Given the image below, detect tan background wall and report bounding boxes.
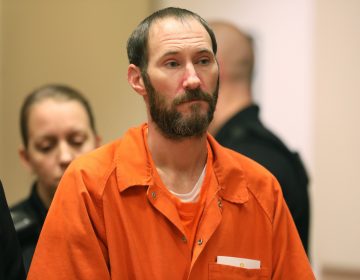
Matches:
[313,0,360,276]
[0,0,149,204]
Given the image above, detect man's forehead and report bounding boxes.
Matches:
[148,17,211,50]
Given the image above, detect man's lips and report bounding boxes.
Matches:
[178,98,206,105]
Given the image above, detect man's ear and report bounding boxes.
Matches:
[128,64,147,97]
[19,146,34,173]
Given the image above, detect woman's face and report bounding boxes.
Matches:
[20,98,99,203]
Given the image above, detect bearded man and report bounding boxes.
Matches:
[28,7,314,280]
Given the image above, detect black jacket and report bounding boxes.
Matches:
[0,180,25,280]
[216,104,310,253]
[10,183,47,274]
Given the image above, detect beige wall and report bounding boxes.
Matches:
[313,0,360,274]
[1,0,150,204]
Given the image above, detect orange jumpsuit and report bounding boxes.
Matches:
[28,124,315,279]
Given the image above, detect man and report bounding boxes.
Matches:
[0,180,25,280]
[11,84,101,273]
[208,21,310,253]
[28,8,314,279]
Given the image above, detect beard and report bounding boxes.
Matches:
[142,71,219,140]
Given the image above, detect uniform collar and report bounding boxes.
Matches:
[207,134,249,204]
[115,124,154,192]
[115,123,249,204]
[216,104,260,141]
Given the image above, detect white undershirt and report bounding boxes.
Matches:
[169,164,206,202]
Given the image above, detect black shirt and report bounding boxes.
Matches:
[10,183,47,274]
[0,180,26,280]
[216,104,310,253]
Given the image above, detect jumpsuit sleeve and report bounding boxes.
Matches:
[271,178,315,279]
[27,165,110,280]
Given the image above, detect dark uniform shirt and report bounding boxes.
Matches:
[216,104,310,253]
[10,183,47,274]
[0,180,26,280]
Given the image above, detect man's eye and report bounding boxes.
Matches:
[198,58,210,65]
[165,61,179,68]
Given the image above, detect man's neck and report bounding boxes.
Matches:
[147,124,208,194]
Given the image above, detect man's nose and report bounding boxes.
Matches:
[58,142,74,169]
[182,64,201,90]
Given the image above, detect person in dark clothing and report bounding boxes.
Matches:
[10,183,47,272]
[10,84,101,273]
[0,180,25,280]
[208,21,310,253]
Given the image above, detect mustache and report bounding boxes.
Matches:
[173,89,214,106]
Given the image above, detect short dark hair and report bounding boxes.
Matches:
[127,7,217,71]
[20,84,97,148]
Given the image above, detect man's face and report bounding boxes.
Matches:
[144,17,219,139]
[22,99,99,198]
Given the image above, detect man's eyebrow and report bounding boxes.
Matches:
[159,51,180,59]
[197,48,214,55]
[159,48,214,59]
